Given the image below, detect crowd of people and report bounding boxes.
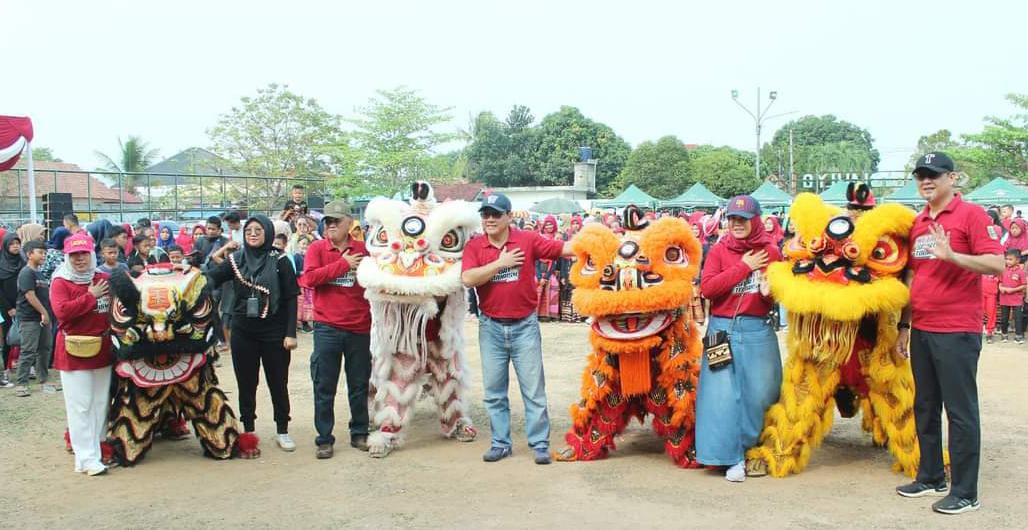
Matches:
[0,155,1002,514]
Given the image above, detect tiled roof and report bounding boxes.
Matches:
[432,182,483,202]
[3,161,143,204]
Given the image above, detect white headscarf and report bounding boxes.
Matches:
[52,251,98,285]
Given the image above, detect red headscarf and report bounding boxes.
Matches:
[540,215,558,238]
[764,216,785,248]
[175,226,194,253]
[122,223,135,256]
[1006,218,1028,251]
[722,216,772,253]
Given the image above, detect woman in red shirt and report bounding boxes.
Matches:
[697,195,783,482]
[51,232,113,476]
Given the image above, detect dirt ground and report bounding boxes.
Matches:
[1,320,1026,529]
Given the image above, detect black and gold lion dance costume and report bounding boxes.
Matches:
[556,206,703,467]
[747,191,920,477]
[106,265,259,465]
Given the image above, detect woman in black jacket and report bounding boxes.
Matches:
[0,232,25,386]
[208,214,299,452]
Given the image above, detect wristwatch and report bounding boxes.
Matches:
[897,322,911,330]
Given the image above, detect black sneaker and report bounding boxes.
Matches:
[896,480,949,498]
[932,495,980,515]
[350,435,369,451]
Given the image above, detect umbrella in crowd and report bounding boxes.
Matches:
[530,197,585,215]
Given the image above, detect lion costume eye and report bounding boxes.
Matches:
[370,226,389,247]
[664,246,687,265]
[439,229,465,253]
[866,236,907,274]
[581,256,597,275]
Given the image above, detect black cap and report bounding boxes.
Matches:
[479,193,512,213]
[913,152,955,176]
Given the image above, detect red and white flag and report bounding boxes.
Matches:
[0,115,34,171]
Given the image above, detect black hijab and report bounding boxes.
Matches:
[0,232,25,280]
[87,219,114,254]
[232,214,281,316]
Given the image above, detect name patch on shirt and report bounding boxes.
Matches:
[329,270,357,287]
[491,265,520,284]
[912,234,937,260]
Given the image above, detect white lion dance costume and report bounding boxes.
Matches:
[356,182,479,458]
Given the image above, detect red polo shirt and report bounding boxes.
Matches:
[462,228,565,319]
[299,238,372,334]
[910,193,1005,333]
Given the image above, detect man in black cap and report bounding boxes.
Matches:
[461,193,575,464]
[895,151,1004,514]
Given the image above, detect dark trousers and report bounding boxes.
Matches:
[310,322,371,446]
[231,331,291,434]
[998,304,1024,336]
[910,330,981,499]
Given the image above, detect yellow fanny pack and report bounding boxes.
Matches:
[64,333,103,358]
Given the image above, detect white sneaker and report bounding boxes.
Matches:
[725,461,746,482]
[276,434,296,452]
[85,465,108,477]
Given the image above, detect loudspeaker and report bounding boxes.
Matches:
[306,195,325,211]
[43,192,73,233]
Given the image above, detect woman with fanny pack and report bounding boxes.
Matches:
[697,195,783,482]
[50,232,113,476]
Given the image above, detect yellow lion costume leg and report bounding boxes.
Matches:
[862,317,919,477]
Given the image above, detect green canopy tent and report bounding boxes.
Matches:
[594,184,658,209]
[818,180,853,206]
[530,197,585,215]
[749,181,793,209]
[882,179,923,207]
[658,182,725,209]
[964,177,1028,205]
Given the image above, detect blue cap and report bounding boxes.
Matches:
[479,193,512,213]
[725,195,762,219]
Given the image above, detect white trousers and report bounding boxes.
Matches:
[60,368,112,472]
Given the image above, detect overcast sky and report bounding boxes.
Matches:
[3,0,1025,174]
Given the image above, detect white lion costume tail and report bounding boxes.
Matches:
[356,181,480,457]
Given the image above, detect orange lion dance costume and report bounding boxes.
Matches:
[746,190,920,477]
[556,205,703,467]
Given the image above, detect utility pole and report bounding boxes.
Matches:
[731,88,796,183]
[789,127,795,193]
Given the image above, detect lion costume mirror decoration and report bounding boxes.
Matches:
[555,205,704,467]
[356,182,480,458]
[746,188,920,477]
[106,265,259,464]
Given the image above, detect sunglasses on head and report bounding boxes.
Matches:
[480,210,505,220]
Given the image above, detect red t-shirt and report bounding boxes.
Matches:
[462,228,565,319]
[999,265,1027,307]
[699,241,781,318]
[298,238,372,334]
[51,273,115,371]
[910,194,1005,333]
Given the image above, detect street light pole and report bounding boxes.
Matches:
[732,87,781,181]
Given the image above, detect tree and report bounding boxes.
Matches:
[348,86,456,194]
[208,83,342,179]
[763,114,880,180]
[30,147,61,162]
[466,106,539,187]
[95,136,160,193]
[608,135,691,198]
[962,93,1028,182]
[531,106,631,192]
[688,145,759,198]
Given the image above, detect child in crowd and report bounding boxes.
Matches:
[982,267,1000,344]
[292,235,314,333]
[273,233,288,252]
[97,239,129,276]
[167,245,185,267]
[127,234,168,277]
[14,240,54,396]
[998,248,1027,343]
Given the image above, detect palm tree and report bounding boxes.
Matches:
[95,136,160,193]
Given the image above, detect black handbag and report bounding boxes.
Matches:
[704,293,745,370]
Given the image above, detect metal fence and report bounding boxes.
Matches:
[0,168,330,226]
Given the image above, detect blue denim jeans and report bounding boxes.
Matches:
[478,313,549,450]
[696,315,782,466]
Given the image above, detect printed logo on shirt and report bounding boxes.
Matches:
[490,265,520,284]
[912,234,937,260]
[732,270,761,294]
[329,270,357,287]
[987,226,1000,240]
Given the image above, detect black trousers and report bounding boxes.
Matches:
[910,330,981,499]
[310,322,371,446]
[231,331,291,434]
[999,304,1024,336]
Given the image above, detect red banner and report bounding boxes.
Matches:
[0,116,35,171]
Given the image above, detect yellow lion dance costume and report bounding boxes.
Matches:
[746,192,920,477]
[556,206,703,467]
